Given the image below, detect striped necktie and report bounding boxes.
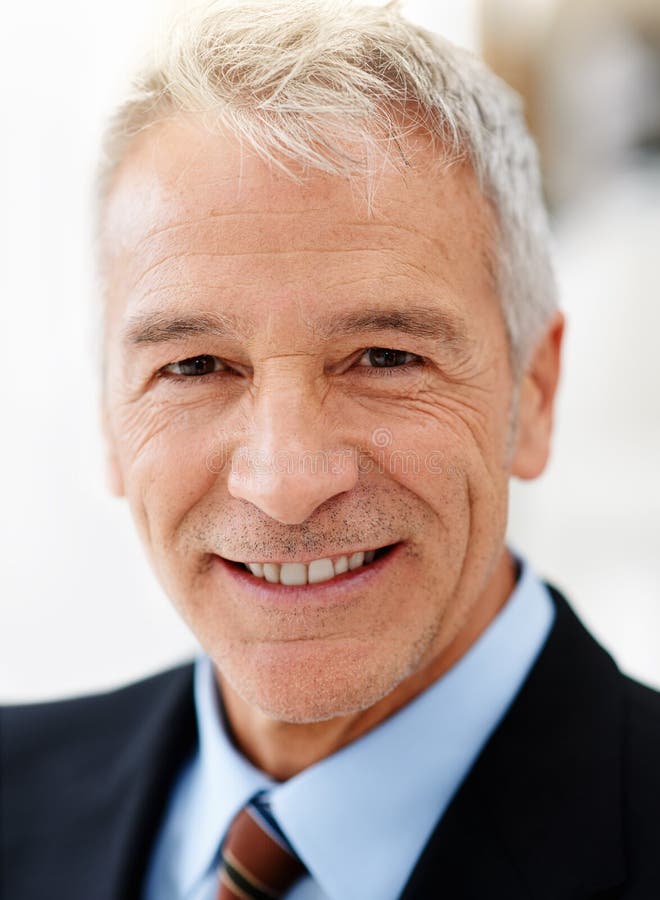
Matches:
[217,790,307,899]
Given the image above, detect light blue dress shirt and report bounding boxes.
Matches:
[144,550,555,900]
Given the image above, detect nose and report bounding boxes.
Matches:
[226,372,359,525]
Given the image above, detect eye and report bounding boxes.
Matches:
[160,355,226,377]
[355,347,424,369]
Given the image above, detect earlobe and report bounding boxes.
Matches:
[510,311,565,481]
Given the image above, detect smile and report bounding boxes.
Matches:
[223,544,398,586]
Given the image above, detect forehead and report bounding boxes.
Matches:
[101,116,498,338]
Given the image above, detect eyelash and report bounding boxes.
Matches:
[158,349,426,381]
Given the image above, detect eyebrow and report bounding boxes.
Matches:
[122,311,249,346]
[314,304,469,350]
[121,303,469,352]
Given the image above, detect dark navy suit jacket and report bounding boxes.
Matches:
[2,585,660,899]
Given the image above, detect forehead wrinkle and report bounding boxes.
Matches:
[125,241,403,305]
[128,209,335,258]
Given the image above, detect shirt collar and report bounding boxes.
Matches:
[183,550,555,900]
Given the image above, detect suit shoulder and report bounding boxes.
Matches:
[1,663,197,896]
[620,673,660,885]
[621,673,660,775]
[0,661,195,766]
[623,673,660,717]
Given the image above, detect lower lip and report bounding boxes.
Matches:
[212,543,403,606]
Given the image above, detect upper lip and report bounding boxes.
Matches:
[219,543,396,565]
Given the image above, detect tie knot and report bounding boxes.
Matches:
[217,791,307,899]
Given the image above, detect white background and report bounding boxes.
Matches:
[1,0,658,701]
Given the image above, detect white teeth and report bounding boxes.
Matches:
[349,551,365,570]
[243,549,382,584]
[334,555,349,574]
[263,563,280,583]
[308,558,334,584]
[280,562,307,586]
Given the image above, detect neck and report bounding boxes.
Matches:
[216,548,518,780]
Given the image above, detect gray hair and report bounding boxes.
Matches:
[96,0,558,375]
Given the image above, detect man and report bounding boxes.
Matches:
[2,1,659,898]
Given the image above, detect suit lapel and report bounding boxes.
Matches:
[400,586,627,900]
[103,664,198,899]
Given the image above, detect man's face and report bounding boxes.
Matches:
[102,118,538,722]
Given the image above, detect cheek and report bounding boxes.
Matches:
[380,401,503,497]
[379,406,510,556]
[111,396,233,546]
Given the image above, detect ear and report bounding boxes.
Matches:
[100,396,125,497]
[510,310,565,480]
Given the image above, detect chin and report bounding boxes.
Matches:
[216,637,418,724]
